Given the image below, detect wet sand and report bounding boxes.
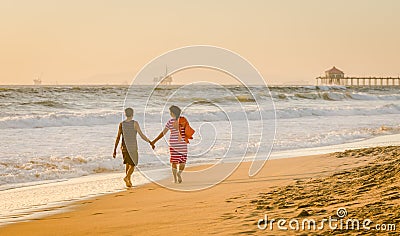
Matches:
[0,146,398,235]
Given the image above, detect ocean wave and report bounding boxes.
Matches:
[271,91,400,101]
[275,104,400,119]
[2,86,400,105]
[1,103,400,129]
[19,100,68,108]
[0,112,121,129]
[0,155,121,186]
[294,93,319,100]
[167,94,257,104]
[274,125,400,151]
[321,92,346,101]
[134,85,400,103]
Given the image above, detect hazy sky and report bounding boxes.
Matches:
[1,0,399,85]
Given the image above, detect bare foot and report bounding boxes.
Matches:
[124,177,132,187]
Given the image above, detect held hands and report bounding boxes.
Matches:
[149,140,156,150]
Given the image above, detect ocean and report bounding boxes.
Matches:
[1,85,400,224]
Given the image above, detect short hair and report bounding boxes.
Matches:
[125,108,134,117]
[169,105,181,118]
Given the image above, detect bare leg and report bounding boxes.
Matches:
[123,164,134,187]
[171,163,178,183]
[177,163,185,183]
[123,164,129,187]
[127,164,134,186]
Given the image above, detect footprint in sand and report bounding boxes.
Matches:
[126,209,139,212]
[49,216,71,220]
[80,201,93,206]
[238,230,257,234]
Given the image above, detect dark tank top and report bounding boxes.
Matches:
[120,120,138,152]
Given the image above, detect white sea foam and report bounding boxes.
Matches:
[0,111,120,129]
[1,104,399,129]
[0,85,399,186]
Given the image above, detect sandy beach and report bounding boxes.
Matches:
[1,146,398,235]
[2,1,400,235]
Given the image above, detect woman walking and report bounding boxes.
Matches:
[151,105,194,183]
[113,108,154,187]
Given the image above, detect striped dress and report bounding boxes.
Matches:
[166,118,187,164]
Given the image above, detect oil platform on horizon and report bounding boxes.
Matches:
[153,67,172,86]
[33,75,42,85]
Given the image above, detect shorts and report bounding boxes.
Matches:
[169,147,187,164]
[122,150,137,166]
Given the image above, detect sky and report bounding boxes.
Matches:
[0,0,399,85]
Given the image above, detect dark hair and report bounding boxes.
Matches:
[169,105,181,118]
[125,108,134,117]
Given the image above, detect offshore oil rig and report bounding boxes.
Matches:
[153,66,173,86]
[33,75,42,85]
[316,67,400,86]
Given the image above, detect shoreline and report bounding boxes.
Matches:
[1,133,400,227]
[1,146,398,235]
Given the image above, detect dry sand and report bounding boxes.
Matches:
[0,146,399,235]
